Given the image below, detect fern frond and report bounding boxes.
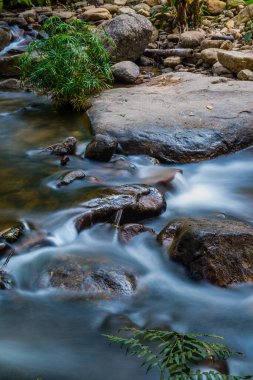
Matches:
[104,328,252,380]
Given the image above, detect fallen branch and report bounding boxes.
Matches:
[144,48,194,58]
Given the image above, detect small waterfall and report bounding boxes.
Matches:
[113,209,123,242]
[49,218,78,246]
[0,25,28,56]
[172,172,189,192]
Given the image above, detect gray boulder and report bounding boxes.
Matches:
[112,61,140,83]
[99,14,153,62]
[88,72,253,163]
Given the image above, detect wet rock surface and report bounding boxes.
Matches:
[118,223,155,243]
[75,184,166,232]
[42,136,77,156]
[1,223,24,243]
[158,216,253,287]
[88,72,253,163]
[38,256,136,297]
[57,170,86,188]
[0,270,16,290]
[85,134,117,162]
[0,55,21,77]
[0,27,12,50]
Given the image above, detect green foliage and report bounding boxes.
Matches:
[150,0,203,31]
[0,0,40,8]
[104,328,252,380]
[19,16,113,111]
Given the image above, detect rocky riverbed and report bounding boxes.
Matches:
[0,1,253,379]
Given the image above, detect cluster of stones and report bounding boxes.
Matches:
[1,134,253,294]
[0,0,253,88]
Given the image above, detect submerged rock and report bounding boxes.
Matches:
[99,14,153,62]
[85,134,118,162]
[88,72,253,163]
[158,216,253,287]
[118,223,155,243]
[0,270,16,290]
[42,136,77,156]
[75,184,166,232]
[57,170,86,188]
[39,256,136,297]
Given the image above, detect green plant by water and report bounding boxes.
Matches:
[19,16,113,111]
[104,327,252,380]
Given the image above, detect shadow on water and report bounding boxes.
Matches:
[1,91,253,379]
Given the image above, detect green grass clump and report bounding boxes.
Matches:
[19,16,113,111]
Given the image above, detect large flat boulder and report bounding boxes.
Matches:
[88,72,253,163]
[158,217,253,287]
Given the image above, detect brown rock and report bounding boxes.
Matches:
[0,78,20,89]
[85,134,117,162]
[200,39,223,50]
[158,217,253,287]
[163,56,182,67]
[57,170,86,187]
[82,8,112,21]
[0,27,12,50]
[220,40,233,50]
[42,137,78,156]
[218,50,253,74]
[179,31,205,48]
[233,4,253,25]
[118,7,136,15]
[237,69,253,81]
[118,223,155,243]
[201,48,223,65]
[75,184,166,232]
[51,11,75,19]
[103,3,119,13]
[0,55,21,77]
[207,0,226,15]
[38,256,136,297]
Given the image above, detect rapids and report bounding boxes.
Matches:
[1,91,253,380]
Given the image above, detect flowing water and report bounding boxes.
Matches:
[1,90,253,380]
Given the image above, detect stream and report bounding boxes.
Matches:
[1,90,253,380]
